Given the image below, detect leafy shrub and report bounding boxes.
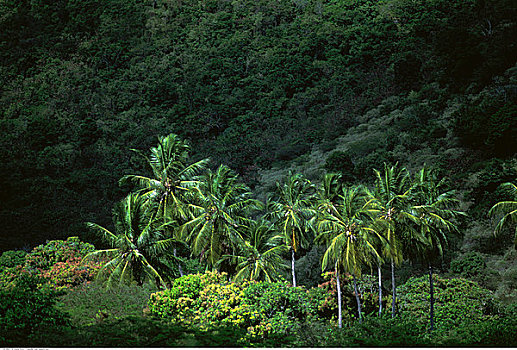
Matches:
[292,293,515,347]
[0,273,70,345]
[450,252,487,277]
[470,303,517,347]
[0,237,104,290]
[398,275,496,332]
[41,256,105,290]
[307,271,385,323]
[0,265,24,288]
[240,280,317,344]
[0,250,27,271]
[149,272,319,346]
[308,271,348,322]
[25,236,95,270]
[148,271,228,323]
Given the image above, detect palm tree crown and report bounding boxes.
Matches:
[318,185,380,276]
[268,171,316,286]
[411,167,463,261]
[489,181,517,248]
[84,193,175,288]
[220,218,287,282]
[269,172,316,254]
[120,133,209,222]
[181,165,262,269]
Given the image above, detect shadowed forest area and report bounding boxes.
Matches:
[1,0,517,347]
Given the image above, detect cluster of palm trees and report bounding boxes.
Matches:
[314,165,464,328]
[85,133,467,330]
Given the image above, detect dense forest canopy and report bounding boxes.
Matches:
[0,0,516,253]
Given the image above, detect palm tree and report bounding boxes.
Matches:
[181,165,262,270]
[317,185,381,325]
[219,218,287,282]
[268,171,316,287]
[120,133,209,221]
[489,181,517,248]
[371,163,417,317]
[314,173,344,326]
[315,173,343,215]
[412,166,463,331]
[120,133,209,274]
[83,193,175,288]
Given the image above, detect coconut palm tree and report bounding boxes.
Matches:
[83,193,176,288]
[412,166,464,331]
[371,163,418,317]
[314,173,344,326]
[489,181,517,248]
[318,185,381,325]
[181,165,262,270]
[120,133,209,274]
[120,133,209,221]
[315,173,343,215]
[219,218,287,282]
[268,172,316,287]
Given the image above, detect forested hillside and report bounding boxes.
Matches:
[1,0,516,251]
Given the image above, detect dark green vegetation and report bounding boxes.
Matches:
[1,0,517,347]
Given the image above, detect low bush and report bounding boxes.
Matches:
[25,236,96,270]
[308,271,386,323]
[450,251,487,277]
[0,265,23,288]
[0,237,105,290]
[0,250,27,271]
[293,315,430,347]
[0,274,70,346]
[398,275,496,332]
[148,271,227,324]
[148,272,319,346]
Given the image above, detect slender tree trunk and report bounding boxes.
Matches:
[336,263,342,328]
[291,248,297,287]
[173,248,184,277]
[429,264,434,331]
[378,263,383,317]
[353,274,362,323]
[391,259,397,317]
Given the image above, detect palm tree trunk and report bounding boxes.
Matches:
[429,264,434,331]
[391,258,397,317]
[173,248,184,277]
[291,248,297,287]
[378,263,383,317]
[336,263,342,328]
[353,274,362,323]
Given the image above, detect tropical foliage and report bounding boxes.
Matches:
[220,218,287,283]
[181,165,261,270]
[489,182,517,248]
[148,271,319,346]
[268,172,316,286]
[84,193,176,287]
